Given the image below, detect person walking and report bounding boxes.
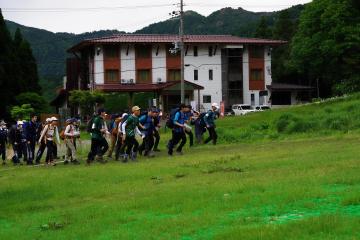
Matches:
[39,117,61,166]
[152,109,161,152]
[9,121,29,165]
[114,113,128,161]
[64,118,80,165]
[0,120,8,165]
[121,106,144,162]
[184,105,194,147]
[167,104,188,156]
[87,109,109,164]
[35,118,51,164]
[139,108,157,157]
[107,114,121,159]
[204,103,219,145]
[25,114,39,165]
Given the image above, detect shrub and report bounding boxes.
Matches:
[275,113,297,133]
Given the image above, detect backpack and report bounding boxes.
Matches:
[166,107,180,129]
[86,116,96,133]
[111,118,122,136]
[198,112,207,128]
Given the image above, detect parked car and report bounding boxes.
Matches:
[255,105,271,111]
[231,104,256,115]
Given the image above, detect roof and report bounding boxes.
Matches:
[68,34,286,52]
[267,83,315,91]
[95,80,204,92]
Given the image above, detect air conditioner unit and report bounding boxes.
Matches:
[157,78,162,83]
[121,79,127,84]
[129,79,134,84]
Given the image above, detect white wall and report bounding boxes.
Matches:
[152,45,167,83]
[94,45,104,84]
[242,46,250,105]
[184,44,222,111]
[264,46,272,88]
[121,44,136,82]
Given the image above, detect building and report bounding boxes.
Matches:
[64,34,286,112]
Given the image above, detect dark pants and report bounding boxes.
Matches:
[27,139,36,163]
[46,140,55,163]
[87,138,109,161]
[204,127,217,145]
[153,130,160,150]
[123,136,139,155]
[185,130,194,147]
[13,141,28,163]
[139,133,154,156]
[168,131,186,155]
[195,124,206,144]
[36,141,46,163]
[114,136,123,160]
[0,141,6,161]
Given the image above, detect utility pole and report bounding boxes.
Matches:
[180,0,185,103]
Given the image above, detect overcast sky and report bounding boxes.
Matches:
[1,0,311,34]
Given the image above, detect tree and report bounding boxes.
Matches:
[15,92,49,114]
[10,104,34,121]
[254,16,272,39]
[69,90,105,118]
[289,0,360,96]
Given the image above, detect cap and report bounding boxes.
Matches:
[17,121,24,125]
[66,118,73,123]
[45,118,51,123]
[211,102,219,108]
[50,117,58,121]
[132,106,141,112]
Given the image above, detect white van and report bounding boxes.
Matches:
[231,104,256,115]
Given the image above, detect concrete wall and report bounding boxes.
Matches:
[152,45,167,84]
[121,44,136,82]
[94,45,104,84]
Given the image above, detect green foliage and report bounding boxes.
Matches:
[254,16,272,38]
[69,90,106,118]
[15,92,49,114]
[10,104,34,120]
[289,0,360,97]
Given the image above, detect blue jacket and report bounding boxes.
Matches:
[173,111,186,133]
[204,110,216,127]
[139,114,154,136]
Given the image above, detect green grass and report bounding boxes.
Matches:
[1,94,360,239]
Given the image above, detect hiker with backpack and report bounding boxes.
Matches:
[138,108,157,158]
[192,111,207,144]
[63,118,80,165]
[39,117,60,166]
[0,120,8,165]
[115,113,128,161]
[167,104,188,156]
[35,118,51,164]
[87,109,109,164]
[184,105,195,147]
[107,114,122,159]
[25,114,39,165]
[9,121,29,165]
[121,106,144,162]
[204,103,219,145]
[152,109,161,152]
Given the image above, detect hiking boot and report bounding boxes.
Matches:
[86,159,92,165]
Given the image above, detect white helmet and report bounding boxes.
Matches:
[211,102,219,108]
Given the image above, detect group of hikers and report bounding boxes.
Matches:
[0,102,219,166]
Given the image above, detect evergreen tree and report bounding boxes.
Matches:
[254,16,272,39]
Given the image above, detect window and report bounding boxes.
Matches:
[105,69,119,83]
[104,46,119,58]
[203,95,211,103]
[194,70,198,81]
[209,69,213,80]
[136,45,151,58]
[193,46,198,57]
[208,46,213,57]
[250,69,263,81]
[137,69,151,83]
[168,69,181,81]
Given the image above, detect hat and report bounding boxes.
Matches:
[0,120,6,125]
[45,118,51,123]
[50,117,58,122]
[17,121,24,125]
[211,102,219,108]
[132,106,141,112]
[66,118,73,123]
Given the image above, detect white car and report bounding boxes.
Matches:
[255,105,271,111]
[231,104,256,115]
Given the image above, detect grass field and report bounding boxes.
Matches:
[1,95,360,239]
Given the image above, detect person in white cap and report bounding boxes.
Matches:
[203,103,219,145]
[0,120,8,165]
[35,118,51,164]
[63,118,80,165]
[39,117,60,166]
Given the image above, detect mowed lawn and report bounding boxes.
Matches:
[0,132,359,239]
